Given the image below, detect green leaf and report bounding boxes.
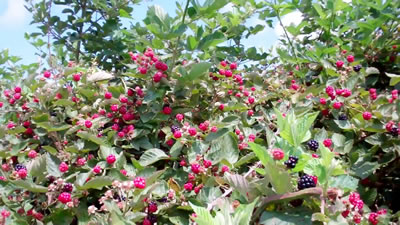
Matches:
[189,203,218,225]
[206,133,239,165]
[28,154,47,181]
[36,122,71,132]
[77,131,109,146]
[225,174,250,198]
[32,113,49,123]
[205,128,229,142]
[46,153,62,177]
[248,142,272,166]
[233,198,259,225]
[170,141,184,158]
[119,9,132,19]
[42,145,57,155]
[183,62,212,82]
[386,72,400,86]
[330,175,359,191]
[12,180,48,193]
[260,211,312,225]
[197,32,225,50]
[81,176,113,190]
[54,99,75,107]
[139,148,169,166]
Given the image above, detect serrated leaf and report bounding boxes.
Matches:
[81,176,113,190]
[205,128,229,142]
[139,148,169,166]
[260,211,312,225]
[12,180,48,193]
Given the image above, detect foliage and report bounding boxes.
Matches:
[0,0,400,224]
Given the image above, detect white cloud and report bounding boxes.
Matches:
[274,11,304,37]
[220,3,234,13]
[0,0,27,28]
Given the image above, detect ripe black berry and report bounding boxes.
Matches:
[170,125,180,133]
[298,174,316,190]
[14,164,26,171]
[307,139,319,151]
[284,156,298,169]
[338,114,348,120]
[63,183,73,192]
[390,127,399,137]
[148,214,157,223]
[353,65,362,72]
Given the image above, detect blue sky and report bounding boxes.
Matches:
[0,0,300,65]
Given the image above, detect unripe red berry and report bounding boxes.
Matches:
[106,154,116,164]
[163,106,172,115]
[28,150,37,159]
[347,55,354,63]
[184,182,193,191]
[336,60,344,68]
[43,71,51,78]
[14,86,22,93]
[323,139,332,147]
[272,148,284,160]
[173,130,182,139]
[85,120,92,128]
[332,102,342,109]
[73,74,81,81]
[93,165,102,174]
[362,111,372,120]
[176,114,184,121]
[59,162,69,173]
[58,192,72,204]
[191,163,201,174]
[17,169,28,179]
[230,62,237,70]
[104,92,112,99]
[134,177,146,189]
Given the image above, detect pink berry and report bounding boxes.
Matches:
[362,111,372,120]
[110,104,118,112]
[43,71,51,78]
[220,61,227,67]
[1,209,11,218]
[17,169,28,179]
[219,104,225,110]
[323,139,332,147]
[336,60,344,68]
[93,165,102,174]
[272,148,284,160]
[120,169,127,176]
[173,130,182,139]
[14,86,22,93]
[203,160,212,168]
[104,92,112,99]
[248,96,255,104]
[368,213,379,225]
[188,127,197,136]
[153,72,163,82]
[117,131,125,138]
[0,102,3,108]
[225,70,232,77]
[120,95,128,103]
[221,165,229,173]
[59,162,69,173]
[319,98,327,105]
[347,55,354,63]
[58,192,72,204]
[191,163,201,174]
[180,160,186,167]
[332,102,342,109]
[106,154,116,164]
[28,150,37,159]
[134,177,146,189]
[85,120,92,128]
[163,106,172,115]
[184,182,193,191]
[210,126,218,132]
[248,110,254,116]
[166,139,174,146]
[230,62,237,70]
[73,74,81,81]
[176,114,184,121]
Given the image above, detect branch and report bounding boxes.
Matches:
[251,187,323,224]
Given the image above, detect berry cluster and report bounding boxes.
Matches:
[284,156,298,169]
[297,174,317,190]
[307,139,319,151]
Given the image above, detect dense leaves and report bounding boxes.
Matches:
[0,0,399,224]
